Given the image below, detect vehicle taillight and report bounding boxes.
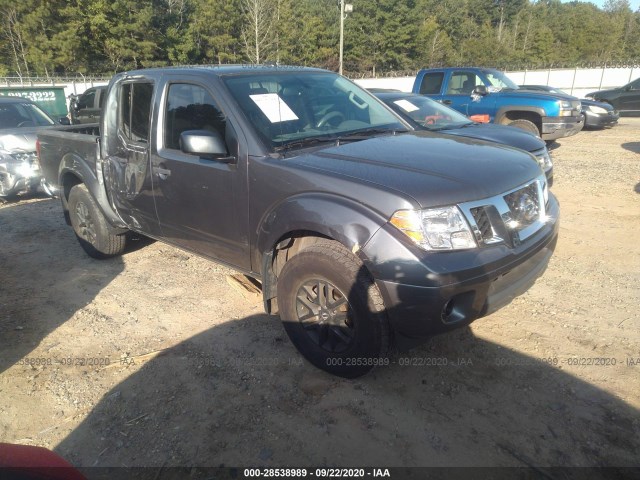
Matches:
[36,139,41,159]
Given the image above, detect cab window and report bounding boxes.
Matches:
[120,82,153,143]
[163,83,226,151]
[447,72,482,95]
[419,72,444,95]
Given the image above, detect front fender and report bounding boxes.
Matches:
[254,193,389,268]
[59,152,127,231]
[254,193,390,314]
[495,105,547,123]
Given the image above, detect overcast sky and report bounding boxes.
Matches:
[560,0,640,11]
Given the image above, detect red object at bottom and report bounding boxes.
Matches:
[0,443,86,480]
[469,114,490,123]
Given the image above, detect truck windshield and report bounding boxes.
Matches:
[483,70,519,91]
[382,94,472,130]
[0,103,55,129]
[223,72,407,151]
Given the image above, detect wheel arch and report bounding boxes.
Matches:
[59,170,83,226]
[58,152,127,232]
[255,194,388,314]
[495,106,545,130]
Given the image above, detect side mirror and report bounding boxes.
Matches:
[180,130,234,162]
[472,85,488,96]
[625,84,633,91]
[59,117,71,125]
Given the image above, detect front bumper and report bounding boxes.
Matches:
[584,111,619,128]
[540,115,583,141]
[362,194,559,350]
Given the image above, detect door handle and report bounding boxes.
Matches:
[442,100,452,105]
[153,166,171,180]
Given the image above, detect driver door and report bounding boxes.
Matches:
[150,79,250,269]
[441,71,485,116]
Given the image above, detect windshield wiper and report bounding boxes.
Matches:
[273,136,338,152]
[424,122,473,131]
[273,127,408,153]
[422,124,452,131]
[336,127,407,140]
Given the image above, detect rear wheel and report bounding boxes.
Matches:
[68,184,127,259]
[508,119,540,137]
[277,239,390,378]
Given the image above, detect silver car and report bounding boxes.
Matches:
[0,97,66,200]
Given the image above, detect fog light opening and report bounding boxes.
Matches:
[442,299,455,322]
[441,291,477,325]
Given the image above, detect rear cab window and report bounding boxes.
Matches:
[419,72,444,95]
[120,82,154,144]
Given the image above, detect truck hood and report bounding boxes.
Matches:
[437,123,545,153]
[0,126,51,152]
[587,88,618,98]
[288,131,542,209]
[580,98,615,111]
[499,89,576,102]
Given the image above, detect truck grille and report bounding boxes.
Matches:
[11,151,38,165]
[459,176,548,248]
[470,207,493,241]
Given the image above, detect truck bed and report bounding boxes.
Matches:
[37,123,101,189]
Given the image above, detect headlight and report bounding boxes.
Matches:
[390,206,477,250]
[15,161,37,178]
[558,100,578,116]
[587,105,608,114]
[3,151,39,178]
[534,148,553,171]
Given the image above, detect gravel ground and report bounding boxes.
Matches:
[0,119,639,475]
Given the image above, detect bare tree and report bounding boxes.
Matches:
[1,8,30,78]
[240,0,275,63]
[165,0,188,30]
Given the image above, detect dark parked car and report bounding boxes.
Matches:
[520,85,619,128]
[0,97,67,200]
[585,77,640,115]
[69,85,107,124]
[372,90,553,185]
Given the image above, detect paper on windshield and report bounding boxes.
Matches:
[393,99,420,113]
[250,93,299,123]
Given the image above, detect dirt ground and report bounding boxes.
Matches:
[1,119,639,475]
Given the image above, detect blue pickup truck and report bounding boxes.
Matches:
[412,67,583,142]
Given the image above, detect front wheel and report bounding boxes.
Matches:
[508,119,540,137]
[68,184,127,259]
[277,240,390,378]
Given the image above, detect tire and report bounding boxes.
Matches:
[508,119,540,137]
[581,113,591,130]
[277,239,390,378]
[68,184,127,259]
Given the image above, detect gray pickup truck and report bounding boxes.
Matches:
[37,66,559,377]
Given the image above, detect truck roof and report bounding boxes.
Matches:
[120,64,327,78]
[0,97,39,105]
